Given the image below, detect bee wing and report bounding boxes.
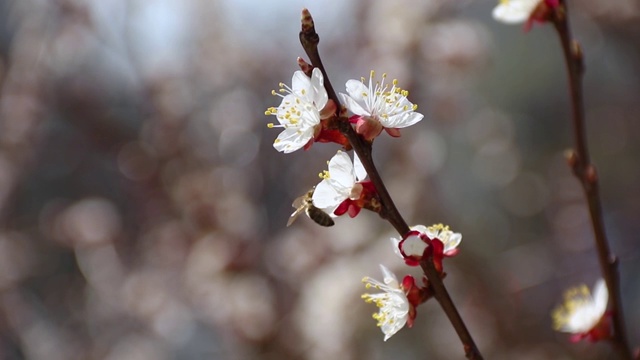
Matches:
[291,194,307,209]
[287,190,316,227]
[287,206,305,227]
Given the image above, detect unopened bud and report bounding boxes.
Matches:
[301,8,314,32]
[297,57,314,76]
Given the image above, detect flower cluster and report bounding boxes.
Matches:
[266,66,451,341]
[360,224,462,340]
[265,4,630,351]
[266,66,432,341]
[552,279,611,343]
[266,69,424,153]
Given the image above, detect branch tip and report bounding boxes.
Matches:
[301,8,314,33]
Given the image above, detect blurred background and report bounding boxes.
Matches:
[0,0,638,359]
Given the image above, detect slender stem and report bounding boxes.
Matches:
[299,9,483,359]
[552,3,632,359]
[421,260,483,360]
[337,121,410,234]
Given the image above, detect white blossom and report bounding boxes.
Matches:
[340,71,423,130]
[266,68,327,153]
[361,265,410,341]
[312,151,367,214]
[492,0,540,24]
[391,224,462,259]
[553,279,609,334]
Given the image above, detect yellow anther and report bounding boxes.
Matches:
[267,123,274,128]
[274,139,281,143]
[319,170,330,179]
[370,70,375,79]
[428,223,450,233]
[271,90,277,96]
[393,79,398,86]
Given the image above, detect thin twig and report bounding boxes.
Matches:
[420,260,483,360]
[552,2,632,359]
[299,8,483,360]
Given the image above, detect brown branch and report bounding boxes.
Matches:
[299,8,483,359]
[420,260,483,360]
[551,3,632,359]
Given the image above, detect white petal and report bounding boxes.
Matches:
[402,234,427,257]
[592,279,609,316]
[411,224,428,233]
[328,151,356,189]
[425,227,438,240]
[492,0,539,24]
[381,306,408,341]
[312,179,342,212]
[345,79,369,103]
[379,264,399,288]
[310,68,328,109]
[353,152,368,181]
[273,128,312,153]
[444,232,462,252]
[390,236,403,259]
[342,80,372,116]
[340,92,370,117]
[380,111,424,129]
[291,70,312,97]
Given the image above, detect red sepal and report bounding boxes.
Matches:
[569,312,612,343]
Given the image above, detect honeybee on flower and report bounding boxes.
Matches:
[287,187,334,227]
[312,150,379,218]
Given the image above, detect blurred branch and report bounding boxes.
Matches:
[552,2,633,359]
[299,8,483,360]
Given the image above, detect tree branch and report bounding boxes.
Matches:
[299,8,483,359]
[552,3,632,358]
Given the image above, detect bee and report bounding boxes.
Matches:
[287,188,335,227]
